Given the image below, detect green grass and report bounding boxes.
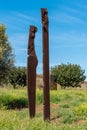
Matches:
[0,109,87,130]
[0,88,28,109]
[0,87,87,130]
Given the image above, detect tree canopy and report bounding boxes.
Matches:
[0,24,14,85]
[51,63,86,88]
[9,67,27,88]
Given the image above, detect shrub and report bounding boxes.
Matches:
[9,66,27,88]
[51,63,86,88]
[0,88,28,109]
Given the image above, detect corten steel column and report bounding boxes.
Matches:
[27,26,38,118]
[41,8,50,120]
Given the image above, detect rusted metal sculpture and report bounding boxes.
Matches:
[27,25,38,118]
[41,8,50,120]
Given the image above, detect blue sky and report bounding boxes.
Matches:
[0,0,87,77]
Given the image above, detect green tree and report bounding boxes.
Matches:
[0,24,14,85]
[51,63,86,88]
[9,67,27,88]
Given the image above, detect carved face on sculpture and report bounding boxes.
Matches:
[30,26,37,38]
[28,26,38,55]
[41,9,48,20]
[41,8,48,32]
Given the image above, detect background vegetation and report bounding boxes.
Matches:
[9,66,27,89]
[51,63,86,88]
[0,25,14,85]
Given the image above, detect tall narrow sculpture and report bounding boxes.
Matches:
[41,8,50,120]
[27,26,38,118]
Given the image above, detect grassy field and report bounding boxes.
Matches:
[0,87,87,130]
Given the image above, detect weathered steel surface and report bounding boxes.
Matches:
[27,26,38,118]
[41,8,50,120]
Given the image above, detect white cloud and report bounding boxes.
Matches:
[50,12,86,25]
[0,11,38,33]
[50,31,87,48]
[13,12,37,22]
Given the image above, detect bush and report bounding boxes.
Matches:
[0,95,28,109]
[0,88,28,109]
[9,66,27,88]
[0,88,43,109]
[51,63,86,88]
